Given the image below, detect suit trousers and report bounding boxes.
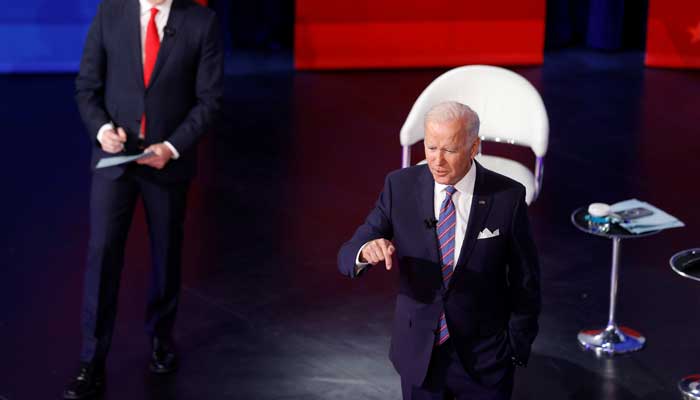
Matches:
[402,339,514,400]
[80,168,189,365]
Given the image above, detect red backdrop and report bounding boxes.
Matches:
[646,0,700,68]
[295,1,546,70]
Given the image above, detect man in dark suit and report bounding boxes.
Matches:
[64,0,222,398]
[338,102,540,400]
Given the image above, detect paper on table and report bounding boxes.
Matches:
[610,198,685,234]
[96,151,154,169]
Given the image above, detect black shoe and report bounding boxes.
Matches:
[63,363,105,399]
[150,337,178,374]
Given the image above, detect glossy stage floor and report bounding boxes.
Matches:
[1,49,699,399]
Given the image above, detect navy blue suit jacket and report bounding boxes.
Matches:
[75,0,223,182]
[338,162,541,387]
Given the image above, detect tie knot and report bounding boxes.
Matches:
[150,7,159,17]
[445,186,457,196]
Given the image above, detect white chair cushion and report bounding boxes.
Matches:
[475,155,535,205]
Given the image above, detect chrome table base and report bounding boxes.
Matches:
[679,374,700,399]
[578,237,647,356]
[577,324,645,356]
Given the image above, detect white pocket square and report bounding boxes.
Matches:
[477,228,500,239]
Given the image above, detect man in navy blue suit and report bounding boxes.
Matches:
[338,102,540,400]
[65,0,222,398]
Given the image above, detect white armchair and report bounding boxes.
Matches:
[399,65,549,205]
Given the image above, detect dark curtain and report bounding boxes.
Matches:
[545,0,649,50]
[210,0,295,52]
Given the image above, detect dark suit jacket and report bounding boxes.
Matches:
[338,162,541,387]
[75,0,223,182]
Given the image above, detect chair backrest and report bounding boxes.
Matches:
[400,65,549,158]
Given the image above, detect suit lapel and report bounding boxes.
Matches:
[126,0,145,90]
[148,0,185,89]
[450,162,492,289]
[417,166,440,266]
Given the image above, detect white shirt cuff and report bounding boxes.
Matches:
[96,122,115,143]
[356,242,371,267]
[163,141,180,159]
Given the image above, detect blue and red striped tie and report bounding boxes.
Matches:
[436,185,457,346]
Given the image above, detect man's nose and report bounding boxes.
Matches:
[436,151,445,164]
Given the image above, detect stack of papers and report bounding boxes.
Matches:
[610,199,685,234]
[96,151,154,169]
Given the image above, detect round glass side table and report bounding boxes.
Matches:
[670,248,700,400]
[571,207,661,356]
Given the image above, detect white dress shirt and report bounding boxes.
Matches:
[356,162,477,271]
[96,0,179,159]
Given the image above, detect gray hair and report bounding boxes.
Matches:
[424,101,480,141]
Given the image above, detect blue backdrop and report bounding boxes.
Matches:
[0,0,99,73]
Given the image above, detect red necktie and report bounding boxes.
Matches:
[141,7,160,138]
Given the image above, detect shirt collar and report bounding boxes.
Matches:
[140,0,173,15]
[434,161,477,196]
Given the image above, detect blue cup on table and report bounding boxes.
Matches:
[587,203,611,233]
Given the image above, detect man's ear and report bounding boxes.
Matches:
[470,137,481,159]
